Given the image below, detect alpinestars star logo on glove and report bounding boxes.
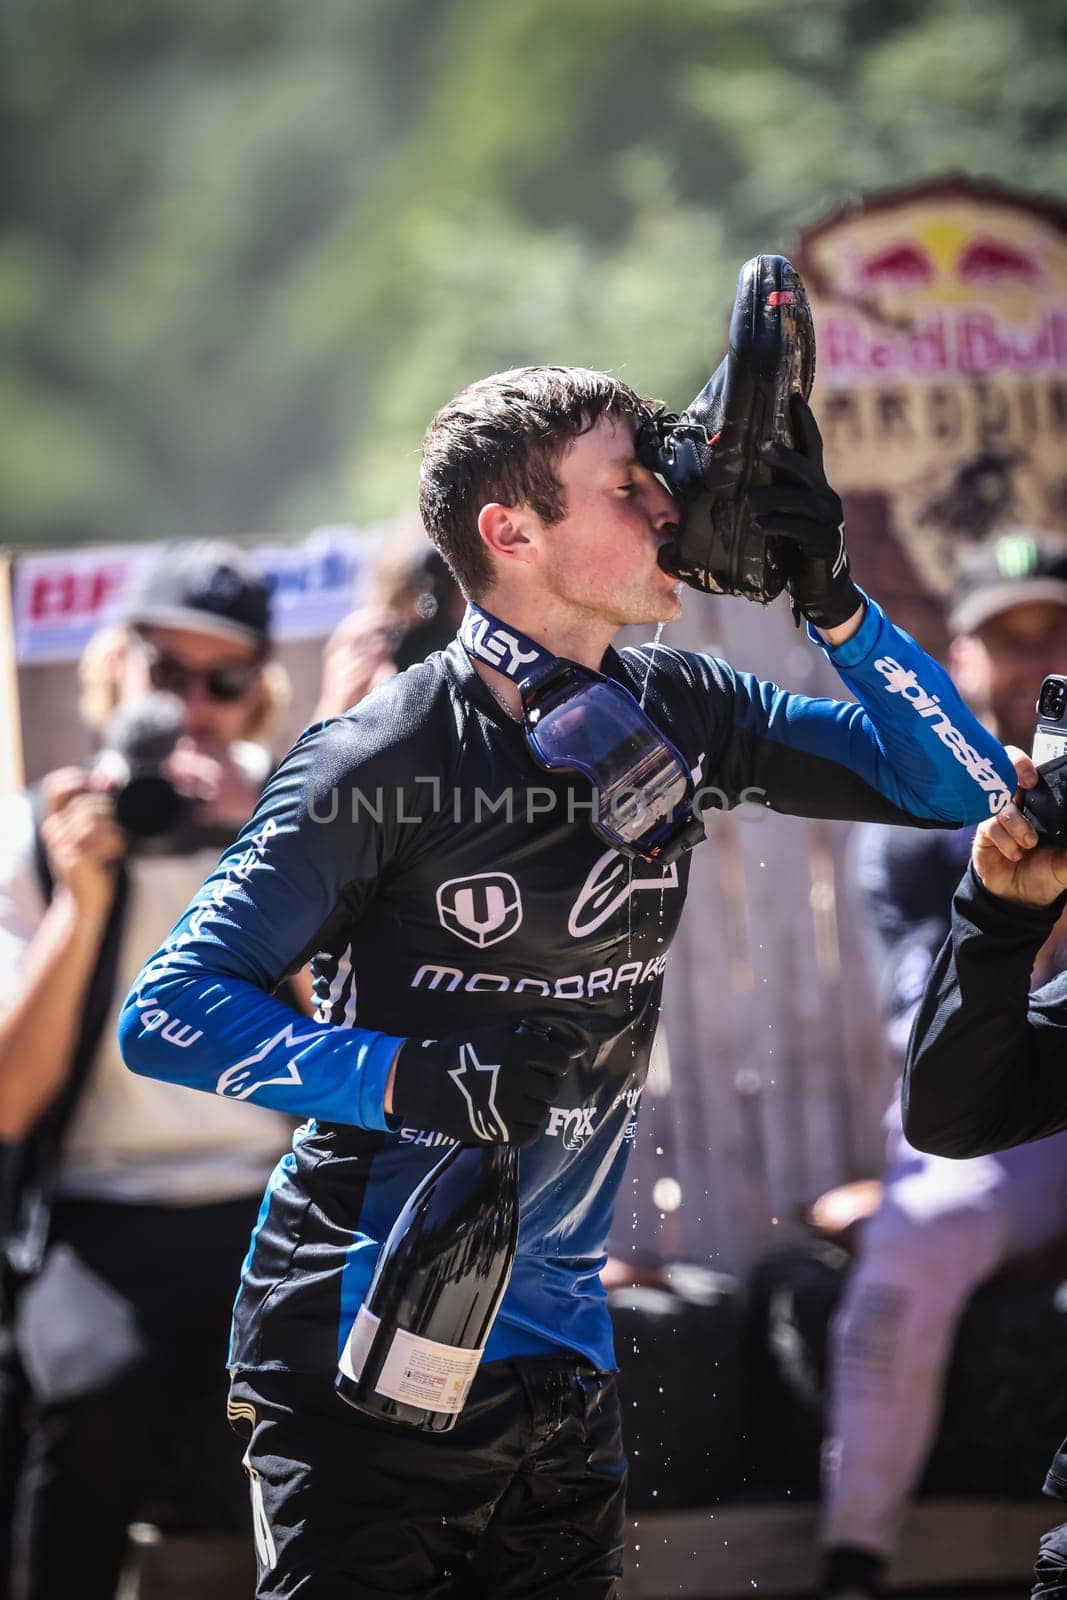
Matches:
[445,1041,509,1141]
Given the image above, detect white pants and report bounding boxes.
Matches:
[821,1104,1067,1558]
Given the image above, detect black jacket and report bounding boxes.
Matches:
[904,861,1067,1500]
[903,863,1067,1160]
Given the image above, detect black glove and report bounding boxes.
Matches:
[746,394,863,630]
[390,1018,590,1147]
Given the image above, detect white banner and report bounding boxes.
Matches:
[12,524,382,664]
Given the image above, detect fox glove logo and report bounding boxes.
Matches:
[448,1041,509,1142]
[437,872,523,949]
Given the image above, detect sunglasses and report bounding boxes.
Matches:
[137,641,260,703]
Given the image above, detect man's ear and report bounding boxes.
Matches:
[948,633,975,685]
[477,503,536,566]
[948,633,990,715]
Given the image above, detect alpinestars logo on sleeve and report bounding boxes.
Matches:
[872,655,1013,812]
[447,1041,509,1141]
[215,1022,322,1101]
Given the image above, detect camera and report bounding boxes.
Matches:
[95,692,190,850]
[1020,674,1067,849]
[639,253,815,602]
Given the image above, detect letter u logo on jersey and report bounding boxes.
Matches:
[436,872,523,948]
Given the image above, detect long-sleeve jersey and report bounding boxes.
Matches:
[903,864,1067,1160]
[119,598,1015,1375]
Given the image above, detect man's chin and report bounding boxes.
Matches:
[612,582,684,630]
[656,584,685,622]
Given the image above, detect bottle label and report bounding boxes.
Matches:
[374,1328,485,1415]
[338,1304,381,1384]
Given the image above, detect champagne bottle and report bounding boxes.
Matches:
[336,1140,520,1432]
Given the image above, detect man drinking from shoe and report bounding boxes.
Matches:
[120,364,1014,1599]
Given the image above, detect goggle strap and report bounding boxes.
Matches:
[459,605,548,682]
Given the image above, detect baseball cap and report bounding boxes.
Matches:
[948,528,1067,635]
[123,541,272,651]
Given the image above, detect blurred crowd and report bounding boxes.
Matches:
[0,521,1064,1600]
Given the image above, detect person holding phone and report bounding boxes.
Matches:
[903,737,1067,1598]
[821,530,1067,1600]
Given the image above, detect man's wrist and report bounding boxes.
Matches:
[816,595,866,647]
[382,1044,402,1117]
[52,880,113,931]
[966,860,1066,922]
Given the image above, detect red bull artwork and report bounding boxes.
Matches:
[853,235,1044,294]
[821,305,1067,382]
[793,176,1067,644]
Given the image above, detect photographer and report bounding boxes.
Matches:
[0,543,293,1600]
[904,751,1067,1598]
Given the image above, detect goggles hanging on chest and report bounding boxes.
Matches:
[460,604,705,865]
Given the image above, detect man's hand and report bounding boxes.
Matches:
[40,768,126,919]
[313,607,400,722]
[973,746,1067,908]
[389,1018,590,1147]
[165,739,263,829]
[747,395,863,630]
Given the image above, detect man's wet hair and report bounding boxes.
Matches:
[419,366,657,598]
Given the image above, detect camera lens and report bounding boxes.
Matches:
[1038,680,1066,719]
[115,773,186,838]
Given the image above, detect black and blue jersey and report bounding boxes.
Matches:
[119,598,1014,1376]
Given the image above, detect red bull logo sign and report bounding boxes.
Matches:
[853,235,1044,295]
[821,305,1067,382]
[793,177,1067,633]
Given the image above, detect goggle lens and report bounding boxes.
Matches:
[526,677,694,855]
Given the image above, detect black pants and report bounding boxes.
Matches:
[228,1357,627,1599]
[0,1195,261,1600]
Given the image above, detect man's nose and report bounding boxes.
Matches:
[172,680,218,735]
[648,477,680,530]
[174,677,209,712]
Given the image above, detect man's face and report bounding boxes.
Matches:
[118,624,263,748]
[949,600,1066,750]
[527,415,683,628]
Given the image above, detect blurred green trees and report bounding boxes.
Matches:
[2,0,1065,546]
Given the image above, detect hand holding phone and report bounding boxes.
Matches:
[1020,674,1067,849]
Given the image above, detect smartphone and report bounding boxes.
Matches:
[1032,674,1067,766]
[1021,673,1067,848]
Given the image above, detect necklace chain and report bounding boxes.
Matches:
[484,676,520,722]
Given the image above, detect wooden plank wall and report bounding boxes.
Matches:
[610,593,895,1276]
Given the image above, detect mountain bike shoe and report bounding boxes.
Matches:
[645,253,816,601]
